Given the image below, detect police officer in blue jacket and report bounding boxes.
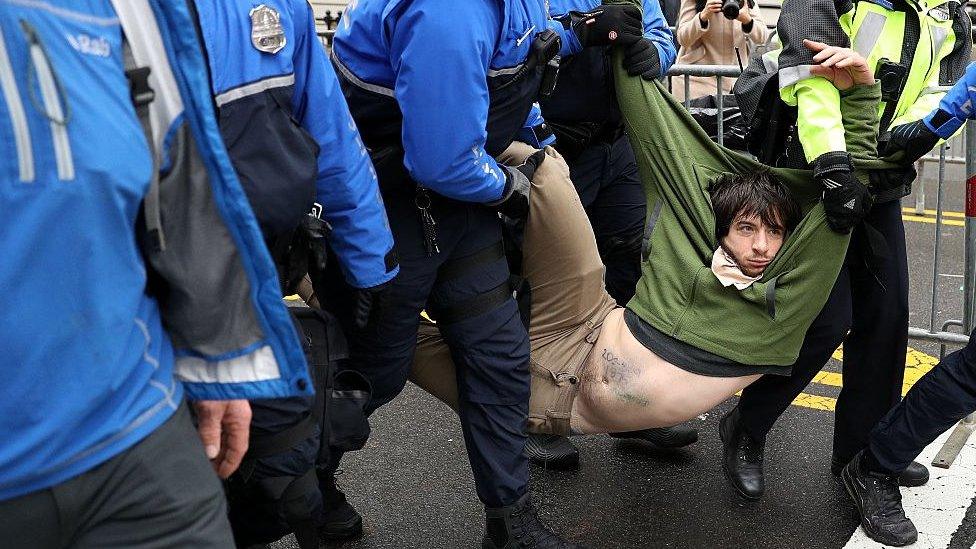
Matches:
[0,1,311,547]
[192,2,399,546]
[526,0,702,470]
[330,0,646,545]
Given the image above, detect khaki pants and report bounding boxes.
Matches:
[410,143,618,436]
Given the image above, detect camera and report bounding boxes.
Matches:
[721,0,742,19]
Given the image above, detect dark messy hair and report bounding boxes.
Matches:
[709,170,801,242]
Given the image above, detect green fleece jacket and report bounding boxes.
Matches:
[610,6,894,367]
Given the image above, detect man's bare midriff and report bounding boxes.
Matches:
[570,308,760,435]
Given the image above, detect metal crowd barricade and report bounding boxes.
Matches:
[316,11,340,47]
[665,64,975,466]
[666,64,742,147]
[317,28,336,48]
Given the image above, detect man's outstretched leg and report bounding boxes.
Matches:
[843,330,976,546]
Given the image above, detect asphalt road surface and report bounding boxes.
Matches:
[272,174,976,549]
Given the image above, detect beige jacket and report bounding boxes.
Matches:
[673,0,769,101]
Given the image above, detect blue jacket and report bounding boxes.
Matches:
[332,0,579,203]
[0,0,309,501]
[925,62,976,139]
[542,0,676,125]
[196,0,398,289]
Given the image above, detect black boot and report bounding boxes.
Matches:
[609,424,699,448]
[841,451,918,547]
[525,434,580,471]
[318,469,363,541]
[483,494,588,549]
[719,407,765,500]
[832,455,930,487]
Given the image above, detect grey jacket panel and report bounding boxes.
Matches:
[147,123,265,357]
[940,6,972,86]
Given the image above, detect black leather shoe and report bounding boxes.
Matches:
[609,424,699,448]
[525,434,580,470]
[842,451,918,546]
[318,470,364,541]
[483,494,589,548]
[719,407,765,500]
[831,456,930,487]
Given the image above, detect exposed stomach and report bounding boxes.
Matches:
[570,308,759,434]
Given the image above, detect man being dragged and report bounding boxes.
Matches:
[413,148,799,439]
[409,37,882,444]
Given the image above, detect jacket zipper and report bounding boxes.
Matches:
[23,21,74,181]
[0,24,34,182]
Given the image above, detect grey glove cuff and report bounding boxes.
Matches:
[487,166,530,206]
[487,166,532,219]
[485,170,517,207]
[812,151,854,181]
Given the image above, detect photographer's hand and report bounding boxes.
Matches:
[699,0,722,23]
[735,5,753,25]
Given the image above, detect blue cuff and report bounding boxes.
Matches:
[925,109,964,139]
[517,122,556,148]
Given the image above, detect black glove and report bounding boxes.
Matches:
[352,279,391,330]
[878,119,940,164]
[623,38,661,79]
[489,150,547,219]
[568,4,643,48]
[813,152,874,235]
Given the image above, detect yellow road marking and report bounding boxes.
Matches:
[903,207,965,219]
[903,214,965,227]
[789,346,939,412]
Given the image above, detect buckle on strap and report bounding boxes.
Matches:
[126,66,155,108]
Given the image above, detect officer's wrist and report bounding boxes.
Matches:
[812,151,854,179]
[486,169,516,207]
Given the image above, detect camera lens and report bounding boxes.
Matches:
[722,0,740,19]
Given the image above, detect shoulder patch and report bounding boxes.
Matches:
[250,4,287,54]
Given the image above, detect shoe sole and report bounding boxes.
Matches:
[719,416,762,502]
[319,516,364,541]
[833,462,930,488]
[840,466,915,547]
[898,470,929,488]
[610,433,699,450]
[528,455,580,471]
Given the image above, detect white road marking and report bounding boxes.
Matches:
[843,429,976,549]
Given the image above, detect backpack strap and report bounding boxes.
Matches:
[123,38,165,252]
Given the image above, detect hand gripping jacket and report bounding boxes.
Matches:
[542,0,677,128]
[735,0,971,196]
[330,0,579,204]
[194,0,398,289]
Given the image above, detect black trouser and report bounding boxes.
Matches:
[227,397,322,547]
[329,174,531,508]
[868,328,976,474]
[566,134,645,305]
[0,403,233,548]
[738,199,910,464]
